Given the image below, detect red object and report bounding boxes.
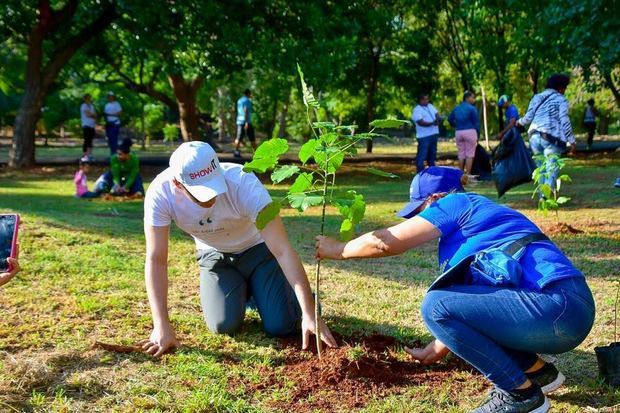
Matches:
[0,214,19,272]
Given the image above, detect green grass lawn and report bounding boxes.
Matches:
[0,158,618,412]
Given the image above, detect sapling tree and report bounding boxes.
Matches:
[531,153,572,220]
[243,64,405,358]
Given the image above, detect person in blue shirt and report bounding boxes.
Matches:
[498,94,519,126]
[448,91,480,175]
[234,89,256,157]
[315,166,594,413]
[497,95,520,140]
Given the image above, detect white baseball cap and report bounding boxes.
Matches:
[169,142,228,202]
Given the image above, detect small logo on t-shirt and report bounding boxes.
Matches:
[199,218,213,226]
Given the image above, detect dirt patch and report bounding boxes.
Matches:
[231,333,483,411]
[542,222,584,235]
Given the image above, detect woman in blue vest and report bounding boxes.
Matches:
[315,166,594,413]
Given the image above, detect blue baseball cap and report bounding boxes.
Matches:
[497,94,510,107]
[396,167,465,218]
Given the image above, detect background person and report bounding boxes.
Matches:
[140,142,336,357]
[233,89,256,157]
[74,159,101,199]
[517,74,576,193]
[412,94,442,173]
[104,91,123,155]
[497,94,520,140]
[448,91,480,175]
[80,94,97,161]
[315,166,594,413]
[94,138,144,196]
[583,98,599,148]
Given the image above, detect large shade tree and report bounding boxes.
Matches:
[3,0,117,167]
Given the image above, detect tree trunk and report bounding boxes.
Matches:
[266,99,278,139]
[216,86,228,142]
[278,90,290,138]
[366,48,381,153]
[602,69,620,107]
[168,74,203,142]
[9,1,116,167]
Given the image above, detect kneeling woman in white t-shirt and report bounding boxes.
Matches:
[141,142,336,356]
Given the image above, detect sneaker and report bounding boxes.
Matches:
[470,385,549,413]
[526,362,565,395]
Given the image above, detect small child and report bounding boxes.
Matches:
[74,159,100,199]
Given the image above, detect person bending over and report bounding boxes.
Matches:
[316,166,594,413]
[141,142,336,357]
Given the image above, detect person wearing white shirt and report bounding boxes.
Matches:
[140,142,337,357]
[104,91,123,155]
[80,94,97,160]
[412,94,442,173]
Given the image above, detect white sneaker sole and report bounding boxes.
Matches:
[530,396,550,413]
[541,371,565,395]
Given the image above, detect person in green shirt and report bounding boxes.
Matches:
[94,138,144,196]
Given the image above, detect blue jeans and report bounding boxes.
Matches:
[529,132,563,190]
[94,171,144,194]
[197,242,301,336]
[416,134,439,173]
[421,277,595,391]
[105,123,120,155]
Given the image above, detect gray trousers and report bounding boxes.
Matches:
[197,242,301,336]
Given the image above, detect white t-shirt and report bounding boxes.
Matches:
[144,163,272,253]
[80,103,96,128]
[412,103,439,138]
[104,101,122,124]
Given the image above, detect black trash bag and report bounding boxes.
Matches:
[492,127,536,197]
[471,144,492,181]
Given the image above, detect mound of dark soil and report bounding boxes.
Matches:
[543,222,584,235]
[232,333,483,411]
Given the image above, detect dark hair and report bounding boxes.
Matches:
[587,98,595,105]
[83,93,91,100]
[463,91,474,101]
[546,74,570,91]
[79,158,91,166]
[418,93,429,102]
[244,89,251,96]
[118,138,133,154]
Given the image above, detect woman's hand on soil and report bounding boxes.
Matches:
[404,339,450,365]
[140,325,179,357]
[302,315,338,350]
[315,236,345,260]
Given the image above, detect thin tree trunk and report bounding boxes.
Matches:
[266,99,278,139]
[602,69,620,107]
[366,48,381,153]
[216,86,228,141]
[278,90,290,138]
[10,86,42,167]
[168,74,203,142]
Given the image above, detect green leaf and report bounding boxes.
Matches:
[367,167,399,179]
[299,139,318,164]
[243,157,278,173]
[288,193,324,212]
[297,63,320,109]
[559,174,572,182]
[539,184,552,199]
[254,138,289,159]
[312,122,336,130]
[256,201,281,230]
[369,119,409,129]
[243,138,289,173]
[320,132,339,145]
[288,173,313,193]
[315,149,344,173]
[271,165,299,184]
[335,124,357,132]
[350,193,365,223]
[340,218,354,241]
[556,196,571,204]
